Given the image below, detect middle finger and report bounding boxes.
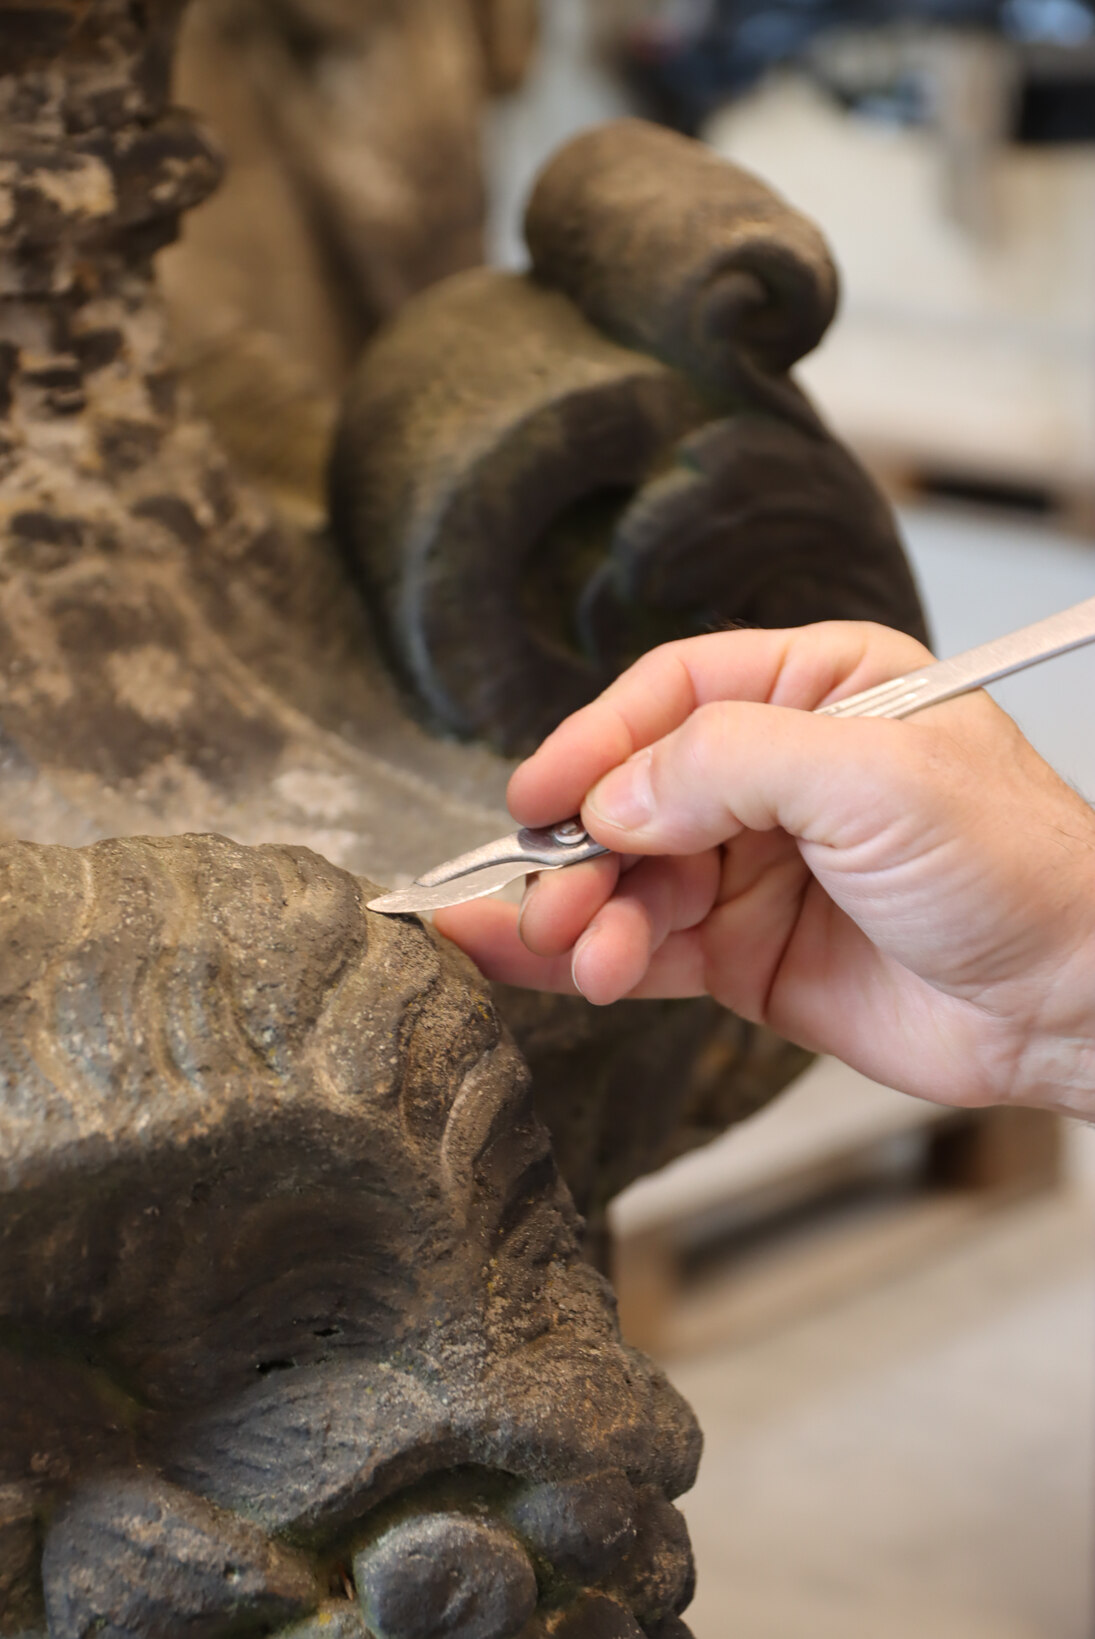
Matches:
[572,849,721,1004]
[518,851,621,957]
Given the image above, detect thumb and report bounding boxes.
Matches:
[582,699,927,858]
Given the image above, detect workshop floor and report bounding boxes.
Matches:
[672,1190,1094,1639]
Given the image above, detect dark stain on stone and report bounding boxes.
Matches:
[202,463,237,525]
[105,114,224,222]
[46,384,87,415]
[132,495,204,547]
[145,368,177,417]
[0,8,75,70]
[5,512,86,572]
[96,416,163,475]
[73,328,124,372]
[23,359,82,392]
[0,343,17,420]
[9,511,85,549]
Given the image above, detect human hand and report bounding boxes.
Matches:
[436,621,1095,1117]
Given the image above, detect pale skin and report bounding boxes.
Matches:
[436,621,1095,1121]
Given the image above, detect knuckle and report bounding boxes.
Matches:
[852,619,934,664]
[683,699,735,757]
[821,618,935,678]
[656,704,728,801]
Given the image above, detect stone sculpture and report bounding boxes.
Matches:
[0,2,926,1631]
[1,833,698,1636]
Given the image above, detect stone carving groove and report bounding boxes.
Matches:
[1,5,926,1631]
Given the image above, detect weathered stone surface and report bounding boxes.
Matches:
[607,1492,695,1628]
[526,118,836,389]
[0,0,183,122]
[0,0,222,300]
[0,0,516,880]
[353,1514,537,1639]
[41,1472,318,1639]
[492,985,813,1233]
[163,1343,701,1545]
[0,836,533,1401]
[0,113,223,296]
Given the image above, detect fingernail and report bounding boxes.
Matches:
[588,750,654,833]
[571,927,598,999]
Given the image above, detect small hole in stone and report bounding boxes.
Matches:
[313,1324,342,1338]
[224,1563,242,1584]
[255,1357,297,1375]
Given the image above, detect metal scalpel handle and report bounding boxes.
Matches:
[368,595,1095,915]
[817,595,1095,721]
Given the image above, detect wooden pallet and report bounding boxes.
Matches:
[865,452,1095,540]
[608,1060,1063,1357]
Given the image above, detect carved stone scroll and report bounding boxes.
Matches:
[331,120,927,756]
[525,118,838,388]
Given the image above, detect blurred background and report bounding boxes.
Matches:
[164,3,1095,1633]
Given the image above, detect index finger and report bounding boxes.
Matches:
[508,621,934,828]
